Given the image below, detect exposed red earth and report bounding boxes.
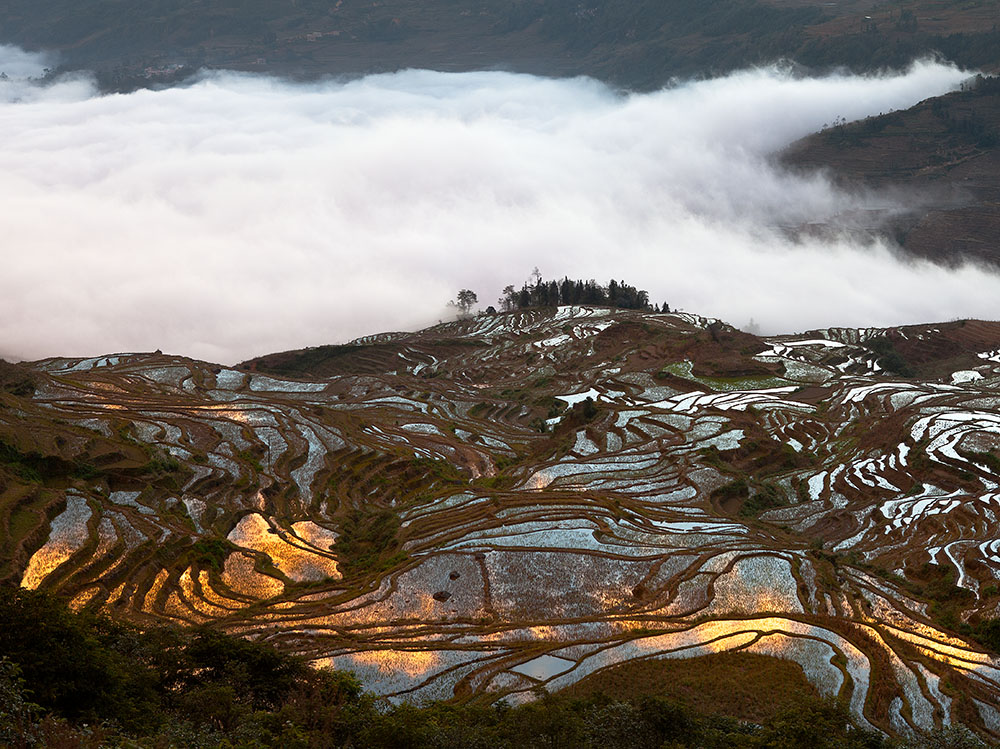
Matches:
[4,305,1000,737]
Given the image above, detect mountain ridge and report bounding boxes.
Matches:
[2,0,998,91]
[782,73,1000,267]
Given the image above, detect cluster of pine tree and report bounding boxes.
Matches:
[497,271,669,313]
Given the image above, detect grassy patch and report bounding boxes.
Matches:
[474,474,515,491]
[190,537,236,572]
[335,506,405,577]
[865,337,914,377]
[657,360,791,391]
[428,338,490,348]
[959,448,1000,475]
[144,454,180,476]
[739,482,789,517]
[0,437,106,484]
[237,448,264,472]
[246,343,366,376]
[560,651,819,724]
[468,402,491,417]
[711,478,790,518]
[410,457,464,483]
[712,477,749,505]
[7,507,39,547]
[0,360,36,397]
[894,563,975,633]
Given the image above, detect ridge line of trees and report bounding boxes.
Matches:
[497,270,669,313]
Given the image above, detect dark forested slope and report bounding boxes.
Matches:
[0,0,997,90]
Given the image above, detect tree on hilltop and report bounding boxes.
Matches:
[449,289,478,318]
[499,285,517,312]
[496,271,660,313]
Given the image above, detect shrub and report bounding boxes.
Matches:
[335,507,404,576]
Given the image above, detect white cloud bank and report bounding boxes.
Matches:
[0,47,994,363]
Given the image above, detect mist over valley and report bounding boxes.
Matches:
[3,3,1000,745]
[0,46,994,362]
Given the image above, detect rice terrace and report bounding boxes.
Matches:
[5,297,1000,742]
[4,0,1000,742]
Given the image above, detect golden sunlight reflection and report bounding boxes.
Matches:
[221,551,285,599]
[20,494,92,590]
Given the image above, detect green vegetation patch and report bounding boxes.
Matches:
[410,456,465,483]
[739,482,789,517]
[560,651,819,725]
[865,337,914,377]
[711,478,789,518]
[712,477,749,512]
[190,537,236,572]
[335,506,406,576]
[959,449,1000,475]
[895,562,976,634]
[0,359,35,397]
[244,340,409,377]
[0,436,105,484]
[857,561,1000,654]
[237,448,264,472]
[658,360,791,391]
[0,586,313,739]
[7,506,39,544]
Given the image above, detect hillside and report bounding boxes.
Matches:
[783,75,1000,267]
[4,305,1000,737]
[0,0,997,90]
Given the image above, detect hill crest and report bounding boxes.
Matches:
[5,305,1000,737]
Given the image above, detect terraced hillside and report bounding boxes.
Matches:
[783,75,1000,268]
[4,306,1000,738]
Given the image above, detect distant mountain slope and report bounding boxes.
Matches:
[783,75,1000,266]
[0,0,997,89]
[5,306,1000,737]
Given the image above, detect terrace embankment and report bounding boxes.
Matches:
[5,305,1000,737]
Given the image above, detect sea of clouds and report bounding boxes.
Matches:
[0,44,994,363]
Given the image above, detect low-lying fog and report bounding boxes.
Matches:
[0,46,993,363]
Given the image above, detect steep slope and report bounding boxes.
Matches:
[783,75,1000,266]
[4,306,1000,737]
